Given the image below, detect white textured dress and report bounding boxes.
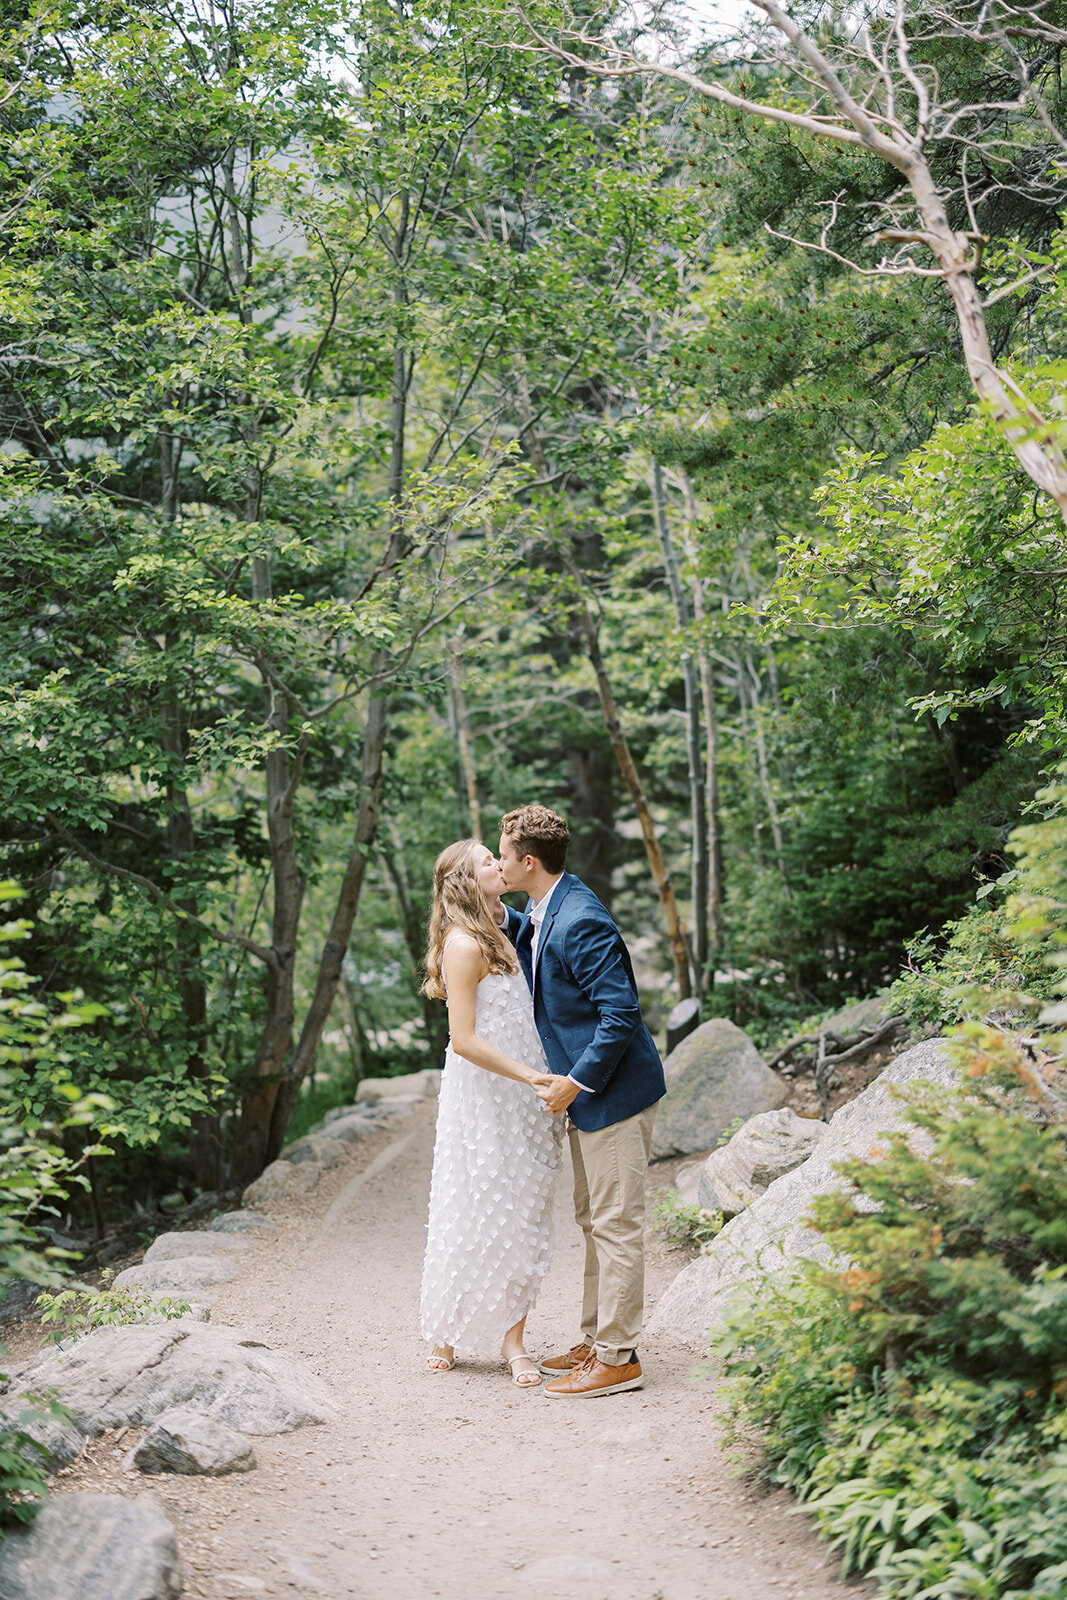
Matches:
[420,967,563,1355]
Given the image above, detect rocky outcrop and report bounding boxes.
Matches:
[143,1231,250,1263]
[0,1492,182,1600]
[697,1108,827,1217]
[671,1160,705,1208]
[3,1321,335,1470]
[128,1407,257,1476]
[241,1159,321,1207]
[651,1020,788,1159]
[647,1039,959,1346]
[319,1113,378,1143]
[113,1255,239,1295]
[241,1084,433,1208]
[354,1068,441,1105]
[208,1210,277,1234]
[280,1134,348,1170]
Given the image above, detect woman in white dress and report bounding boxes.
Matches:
[420,838,562,1387]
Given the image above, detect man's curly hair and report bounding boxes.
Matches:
[499,804,570,875]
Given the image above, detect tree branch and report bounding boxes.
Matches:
[50,820,278,970]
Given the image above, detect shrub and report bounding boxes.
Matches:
[0,882,112,1526]
[712,769,1067,1597]
[714,1070,1067,1596]
[36,1271,190,1343]
[652,1190,724,1251]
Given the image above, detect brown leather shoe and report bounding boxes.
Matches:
[539,1342,593,1373]
[543,1353,643,1398]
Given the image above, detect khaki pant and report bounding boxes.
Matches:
[568,1103,657,1367]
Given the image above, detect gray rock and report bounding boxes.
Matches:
[7,1321,335,1440]
[651,1019,788,1159]
[144,1299,211,1324]
[671,1161,704,1208]
[647,1039,960,1346]
[319,1113,377,1143]
[0,1492,181,1600]
[241,1159,319,1207]
[129,1406,257,1476]
[819,995,897,1037]
[355,1068,440,1104]
[208,1211,277,1234]
[0,1279,41,1322]
[282,1134,347,1170]
[3,1400,87,1471]
[697,1107,827,1217]
[113,1255,238,1294]
[318,1103,356,1126]
[143,1231,249,1263]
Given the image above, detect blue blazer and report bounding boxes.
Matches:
[505,872,665,1133]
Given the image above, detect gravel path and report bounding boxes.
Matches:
[53,1101,873,1600]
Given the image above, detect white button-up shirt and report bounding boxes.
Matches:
[527,875,563,981]
[526,876,594,1095]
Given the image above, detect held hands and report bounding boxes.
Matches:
[531,1073,581,1116]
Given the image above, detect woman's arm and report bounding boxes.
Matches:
[443,936,550,1088]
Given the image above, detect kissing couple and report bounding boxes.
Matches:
[419,804,666,1396]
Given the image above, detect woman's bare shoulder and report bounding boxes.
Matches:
[441,932,486,980]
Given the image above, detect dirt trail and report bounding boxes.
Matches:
[55,1103,872,1600]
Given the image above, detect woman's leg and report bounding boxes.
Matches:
[501,1315,541,1387]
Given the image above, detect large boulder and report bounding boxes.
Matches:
[0,1492,181,1600]
[647,1039,959,1346]
[355,1068,440,1105]
[651,1020,788,1159]
[281,1133,348,1170]
[113,1256,238,1295]
[128,1407,256,1476]
[4,1322,335,1460]
[208,1210,277,1234]
[241,1158,319,1207]
[143,1231,249,1264]
[697,1107,827,1217]
[320,1113,378,1143]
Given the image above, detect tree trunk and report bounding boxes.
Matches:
[159,424,221,1191]
[449,633,482,840]
[276,687,389,1146]
[650,462,708,991]
[228,550,305,1186]
[678,471,725,958]
[560,544,691,1000]
[904,158,1067,522]
[746,650,790,896]
[250,216,416,1166]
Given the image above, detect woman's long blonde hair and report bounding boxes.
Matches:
[423,838,518,999]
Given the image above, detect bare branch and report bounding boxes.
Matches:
[50,821,278,969]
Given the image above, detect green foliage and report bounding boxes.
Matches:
[0,884,111,1288]
[714,1067,1067,1596]
[36,1272,189,1343]
[651,1190,724,1252]
[714,782,1067,1596]
[890,903,1059,1033]
[0,882,112,1527]
[773,366,1067,747]
[0,1396,66,1530]
[891,765,1067,1033]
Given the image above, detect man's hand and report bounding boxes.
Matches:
[533,1073,581,1116]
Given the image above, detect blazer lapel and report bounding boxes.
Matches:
[532,873,574,987]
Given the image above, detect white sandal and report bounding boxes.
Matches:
[427,1348,455,1372]
[504,1352,542,1388]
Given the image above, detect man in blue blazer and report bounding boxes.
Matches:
[497,804,666,1398]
